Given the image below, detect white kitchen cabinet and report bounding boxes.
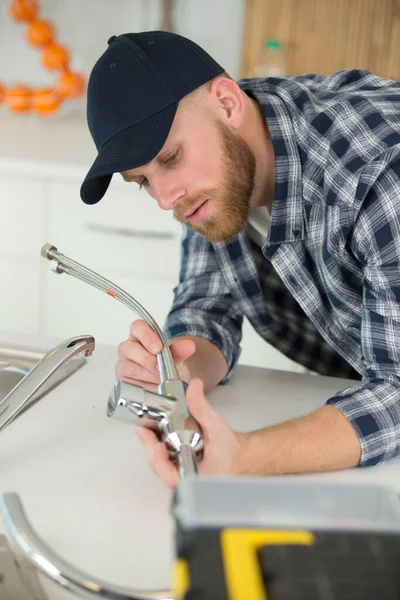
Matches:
[0,174,43,335]
[44,180,182,278]
[0,256,41,334]
[42,178,182,348]
[0,175,45,259]
[42,266,177,347]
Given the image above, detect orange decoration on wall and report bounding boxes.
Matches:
[25,19,54,47]
[9,0,39,23]
[3,0,86,116]
[41,42,70,71]
[57,70,86,100]
[32,87,61,115]
[6,84,32,113]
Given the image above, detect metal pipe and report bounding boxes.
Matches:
[0,492,174,600]
[40,244,177,384]
[41,244,203,477]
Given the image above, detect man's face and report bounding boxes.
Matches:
[121,106,256,243]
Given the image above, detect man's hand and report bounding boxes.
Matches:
[136,378,362,489]
[116,320,196,393]
[136,378,245,489]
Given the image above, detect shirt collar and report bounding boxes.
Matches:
[239,79,305,249]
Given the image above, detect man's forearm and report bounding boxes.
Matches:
[239,404,362,475]
[174,335,229,393]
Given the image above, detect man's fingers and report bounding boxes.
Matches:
[186,378,218,426]
[136,425,159,454]
[128,320,163,354]
[151,444,179,489]
[115,359,160,386]
[136,426,178,489]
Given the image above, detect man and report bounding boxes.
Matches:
[80,31,400,489]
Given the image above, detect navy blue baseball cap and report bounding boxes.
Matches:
[80,31,225,204]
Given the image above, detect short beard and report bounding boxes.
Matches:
[174,120,256,242]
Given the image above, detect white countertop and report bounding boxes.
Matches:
[0,329,399,599]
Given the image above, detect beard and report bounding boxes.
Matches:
[173,119,256,242]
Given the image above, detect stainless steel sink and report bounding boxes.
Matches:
[0,342,86,416]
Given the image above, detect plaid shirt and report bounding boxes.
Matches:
[164,70,400,467]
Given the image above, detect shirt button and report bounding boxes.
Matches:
[293,229,301,239]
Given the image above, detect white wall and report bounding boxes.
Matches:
[0,0,245,110]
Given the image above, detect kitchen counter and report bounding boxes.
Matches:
[0,115,99,181]
[0,329,399,599]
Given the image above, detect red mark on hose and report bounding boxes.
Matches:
[107,289,116,297]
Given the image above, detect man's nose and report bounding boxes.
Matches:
[153,180,186,211]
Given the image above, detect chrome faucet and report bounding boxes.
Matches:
[1,492,174,600]
[0,335,95,432]
[0,245,203,600]
[0,331,176,600]
[41,243,203,479]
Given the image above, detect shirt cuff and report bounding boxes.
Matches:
[326,378,400,466]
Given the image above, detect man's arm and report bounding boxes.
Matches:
[239,404,361,475]
[136,379,362,489]
[241,157,400,476]
[163,225,244,388]
[238,159,400,475]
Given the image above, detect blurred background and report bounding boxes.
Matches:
[1,0,399,373]
[0,0,245,117]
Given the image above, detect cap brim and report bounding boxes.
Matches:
[80,102,178,205]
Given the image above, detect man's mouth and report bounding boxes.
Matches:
[184,199,210,223]
[184,199,207,218]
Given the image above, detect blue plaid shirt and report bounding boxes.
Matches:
[164,70,400,468]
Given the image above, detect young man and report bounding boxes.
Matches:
[80,31,400,488]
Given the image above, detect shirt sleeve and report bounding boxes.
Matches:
[163,226,244,384]
[326,153,400,466]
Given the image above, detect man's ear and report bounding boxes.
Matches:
[210,77,245,129]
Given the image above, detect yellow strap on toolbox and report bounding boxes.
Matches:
[173,558,190,600]
[221,529,315,600]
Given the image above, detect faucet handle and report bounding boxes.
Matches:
[107,380,176,429]
[108,379,204,476]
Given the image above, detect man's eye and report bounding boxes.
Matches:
[165,151,178,164]
[139,177,149,189]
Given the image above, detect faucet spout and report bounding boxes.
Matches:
[0,335,95,432]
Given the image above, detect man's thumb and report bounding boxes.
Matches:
[186,378,220,432]
[169,339,196,363]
